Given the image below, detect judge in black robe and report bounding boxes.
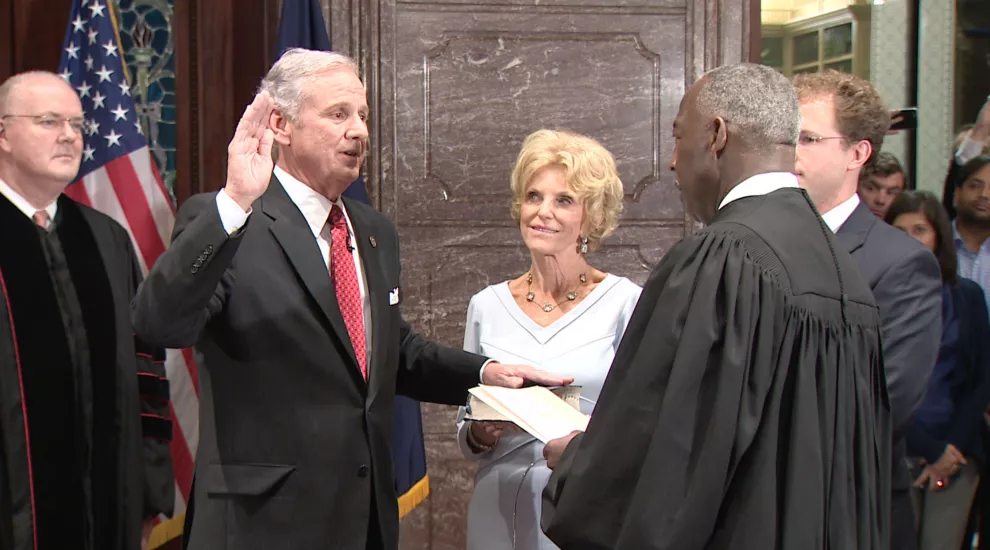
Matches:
[541,63,890,550]
[0,71,174,550]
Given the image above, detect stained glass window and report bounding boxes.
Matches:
[113,0,176,202]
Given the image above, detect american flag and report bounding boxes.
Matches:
[58,0,198,543]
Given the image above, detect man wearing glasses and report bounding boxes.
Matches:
[0,71,173,550]
[793,70,942,550]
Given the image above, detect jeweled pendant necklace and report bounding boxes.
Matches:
[526,271,587,313]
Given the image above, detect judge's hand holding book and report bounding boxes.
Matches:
[544,431,583,469]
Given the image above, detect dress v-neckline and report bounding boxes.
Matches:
[494,274,618,343]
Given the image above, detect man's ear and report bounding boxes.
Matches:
[270,108,291,146]
[711,117,728,156]
[0,122,11,153]
[848,139,873,171]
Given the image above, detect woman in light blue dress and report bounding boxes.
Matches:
[456,129,642,550]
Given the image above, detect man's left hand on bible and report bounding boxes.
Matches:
[481,362,574,388]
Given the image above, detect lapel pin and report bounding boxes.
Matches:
[369,236,377,248]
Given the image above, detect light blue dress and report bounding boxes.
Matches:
[456,274,642,550]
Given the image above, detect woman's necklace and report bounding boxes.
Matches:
[526,271,587,313]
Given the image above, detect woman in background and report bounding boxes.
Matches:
[886,190,990,550]
[456,129,641,550]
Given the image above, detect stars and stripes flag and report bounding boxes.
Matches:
[58,1,198,545]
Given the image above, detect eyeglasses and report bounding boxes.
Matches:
[798,132,848,147]
[0,114,86,134]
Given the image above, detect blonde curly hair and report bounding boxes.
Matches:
[509,129,624,252]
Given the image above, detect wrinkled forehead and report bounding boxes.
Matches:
[6,76,83,116]
[300,69,368,107]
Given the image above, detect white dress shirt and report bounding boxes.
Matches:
[820,192,860,233]
[0,178,58,229]
[957,135,986,165]
[718,171,800,210]
[215,167,373,364]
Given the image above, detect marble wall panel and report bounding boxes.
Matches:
[360,0,753,546]
[386,17,690,227]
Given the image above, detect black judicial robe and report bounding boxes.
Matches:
[0,193,174,550]
[542,188,891,550]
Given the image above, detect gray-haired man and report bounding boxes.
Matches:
[542,63,889,550]
[132,48,570,550]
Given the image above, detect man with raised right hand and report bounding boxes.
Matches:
[132,48,569,550]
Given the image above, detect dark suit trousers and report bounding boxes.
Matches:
[892,487,919,550]
[367,491,384,550]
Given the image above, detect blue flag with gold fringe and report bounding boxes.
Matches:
[275,0,431,518]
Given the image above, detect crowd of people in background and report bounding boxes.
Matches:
[859,96,990,550]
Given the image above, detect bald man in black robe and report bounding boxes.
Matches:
[0,71,173,550]
[541,63,890,550]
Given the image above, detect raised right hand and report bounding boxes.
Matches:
[972,96,990,142]
[224,92,276,211]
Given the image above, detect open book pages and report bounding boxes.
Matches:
[465,385,582,422]
[466,385,590,443]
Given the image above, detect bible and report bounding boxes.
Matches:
[465,385,589,442]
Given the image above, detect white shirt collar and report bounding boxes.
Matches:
[0,177,58,223]
[273,165,347,238]
[820,193,860,233]
[718,172,799,210]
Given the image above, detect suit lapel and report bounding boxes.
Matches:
[343,198,389,402]
[835,202,873,255]
[260,177,362,375]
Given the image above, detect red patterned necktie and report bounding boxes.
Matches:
[328,204,367,380]
[33,210,50,230]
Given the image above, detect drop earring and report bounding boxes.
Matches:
[579,236,589,255]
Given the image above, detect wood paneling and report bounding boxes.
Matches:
[172,0,280,203]
[12,0,70,75]
[174,0,195,205]
[193,0,235,196]
[0,0,71,82]
[0,0,12,81]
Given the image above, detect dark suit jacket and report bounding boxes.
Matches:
[132,179,486,550]
[906,278,990,464]
[836,201,943,490]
